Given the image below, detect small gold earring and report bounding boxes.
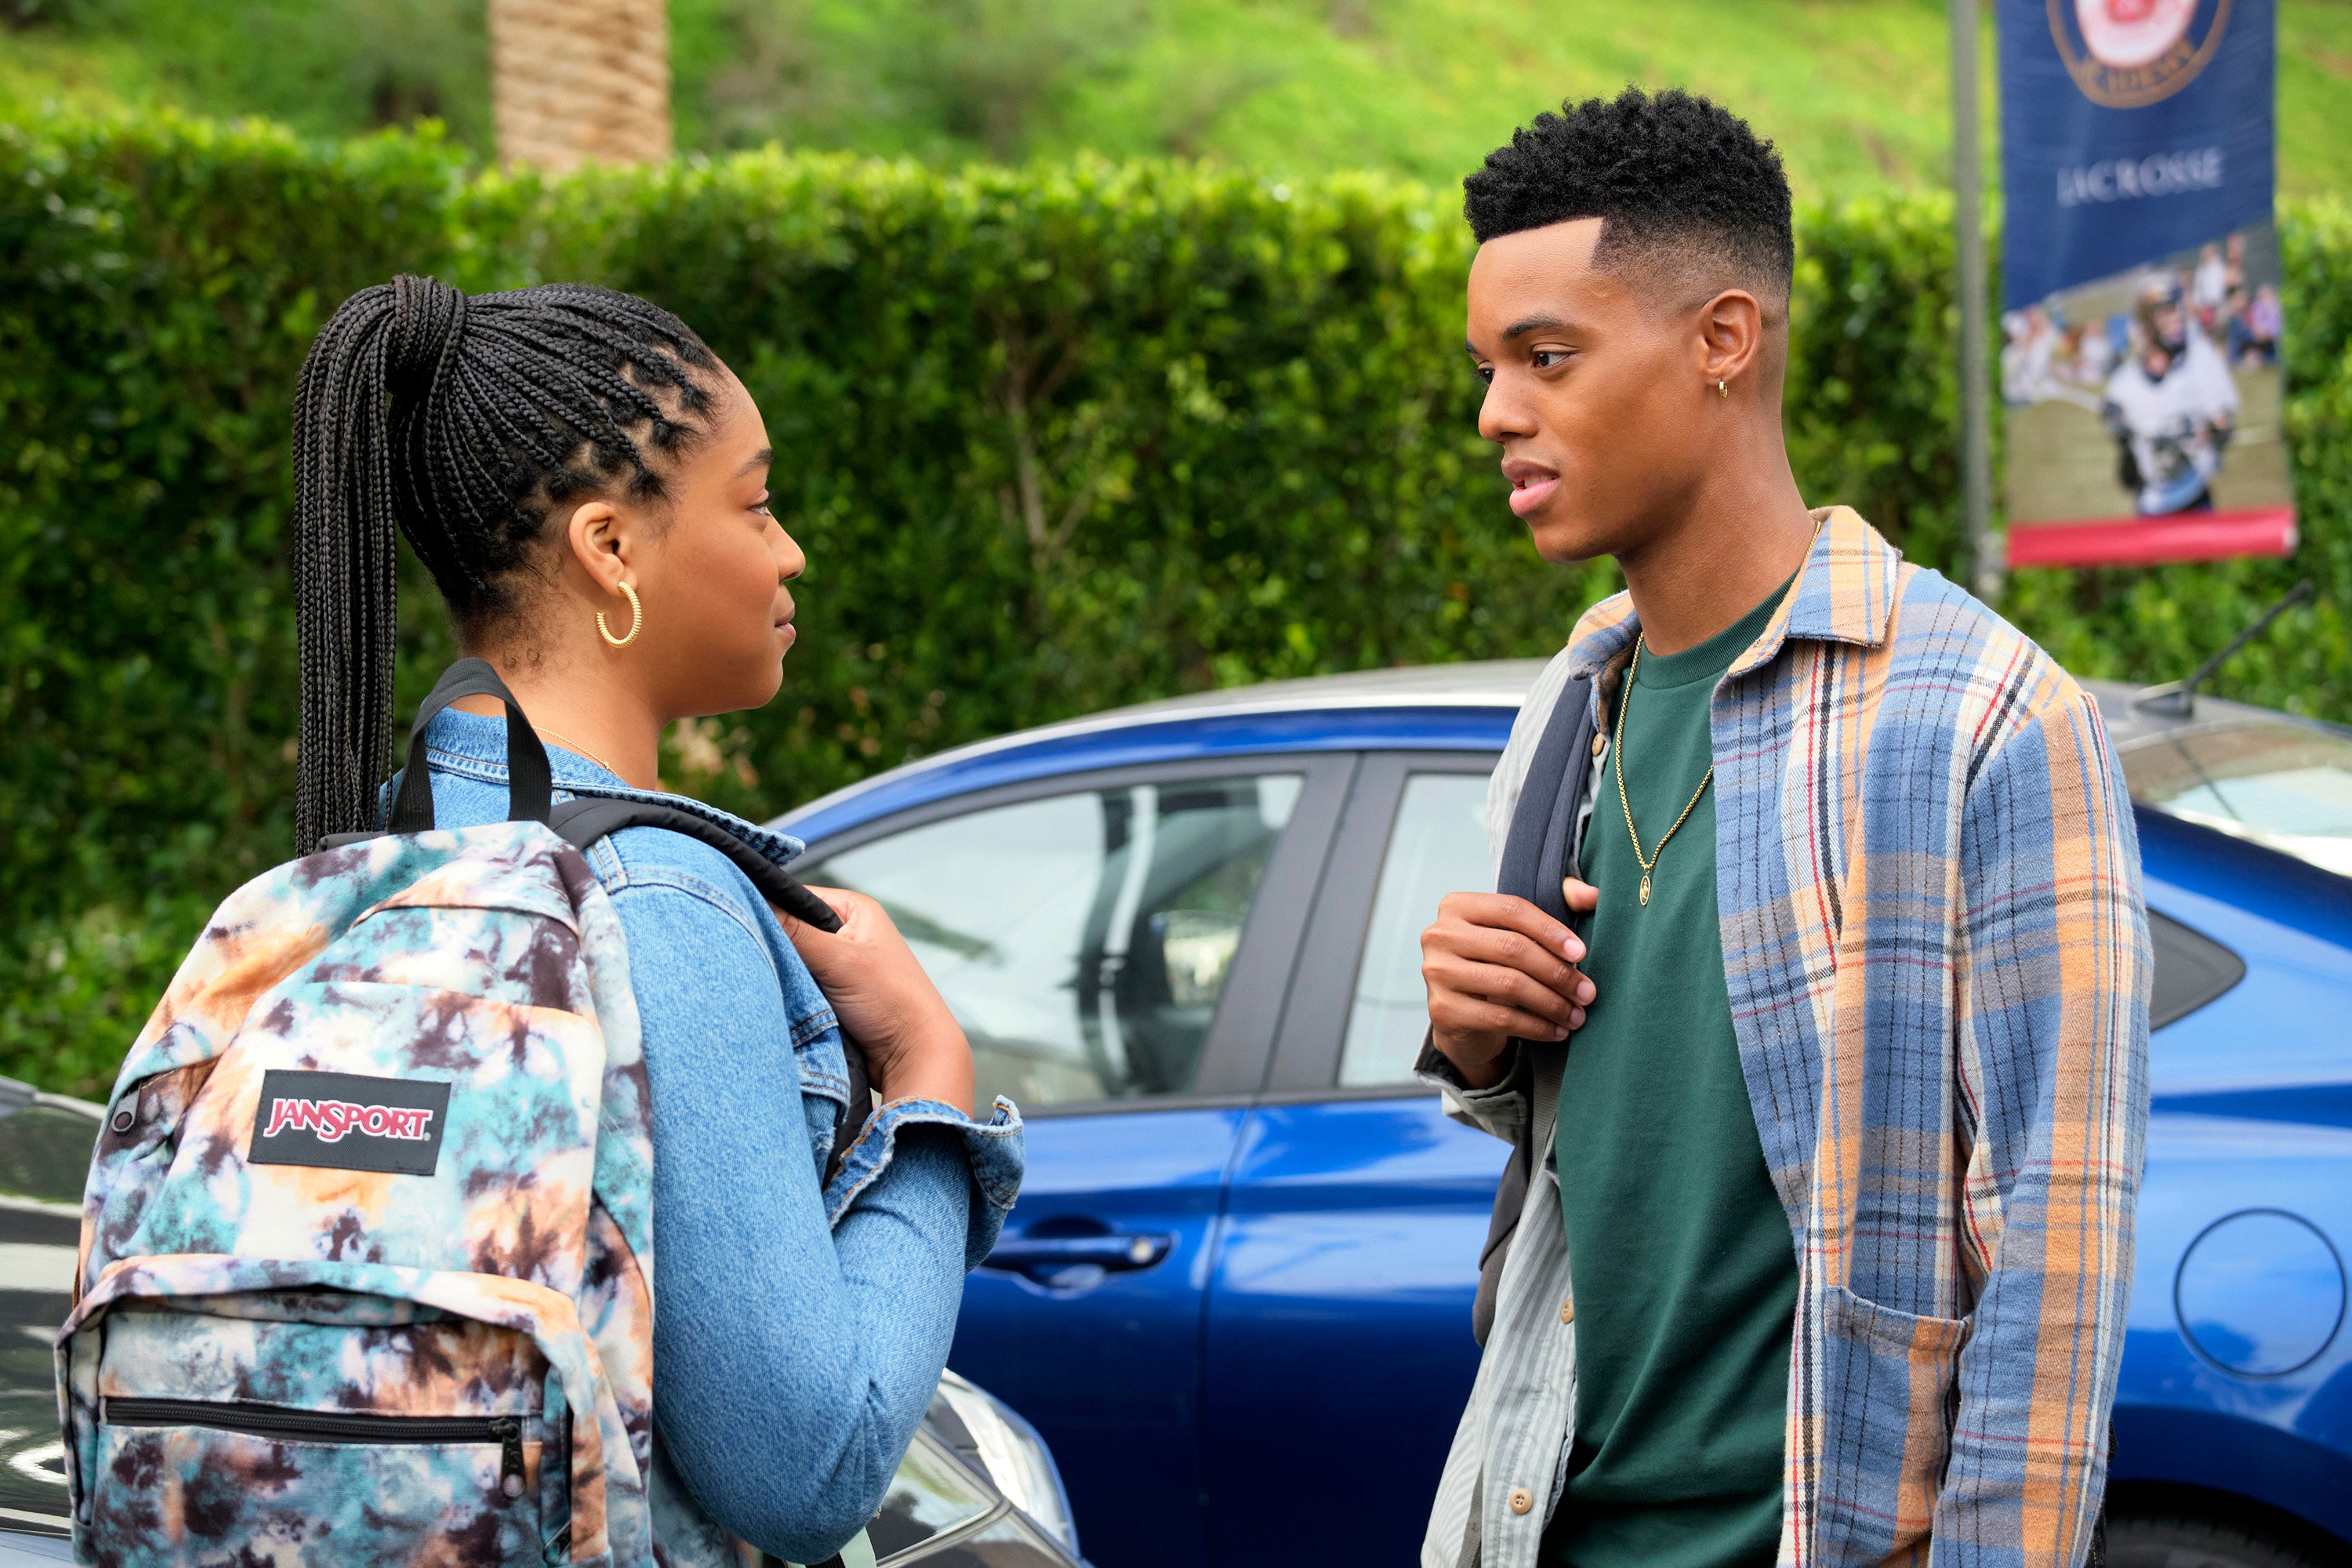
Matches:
[597,581,642,648]
[1718,379,1730,398]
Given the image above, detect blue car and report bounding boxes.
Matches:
[777,662,2352,1568]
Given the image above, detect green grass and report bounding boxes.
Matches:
[1,0,492,144]
[6,0,2352,195]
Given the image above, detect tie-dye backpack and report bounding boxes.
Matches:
[57,660,848,1567]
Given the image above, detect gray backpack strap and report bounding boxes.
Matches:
[1472,673,1596,1347]
[1469,1047,1533,1348]
[1495,672,1596,924]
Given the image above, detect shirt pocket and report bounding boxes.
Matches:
[1814,1283,1969,1564]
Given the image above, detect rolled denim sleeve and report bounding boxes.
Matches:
[826,1094,1025,1269]
[616,880,1025,1563]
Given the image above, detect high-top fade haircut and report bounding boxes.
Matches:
[1463,87,1794,310]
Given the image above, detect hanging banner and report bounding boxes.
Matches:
[1996,0,2295,567]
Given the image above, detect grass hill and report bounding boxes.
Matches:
[5,0,2352,197]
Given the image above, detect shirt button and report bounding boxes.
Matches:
[1589,733,1606,759]
[1560,1299,1575,1324]
[1508,1487,1534,1515]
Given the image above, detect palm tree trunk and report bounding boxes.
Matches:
[488,0,673,172]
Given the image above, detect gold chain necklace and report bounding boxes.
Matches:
[535,725,623,779]
[1612,635,1713,908]
[1612,515,1824,906]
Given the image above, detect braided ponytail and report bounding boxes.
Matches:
[290,275,720,851]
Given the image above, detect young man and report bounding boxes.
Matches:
[1417,90,2149,1568]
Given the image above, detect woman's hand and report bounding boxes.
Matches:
[771,886,976,1117]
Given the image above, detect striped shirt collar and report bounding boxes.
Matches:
[1563,504,1902,682]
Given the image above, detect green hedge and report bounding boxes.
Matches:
[4,111,2347,1095]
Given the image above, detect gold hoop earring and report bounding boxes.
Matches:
[1717,379,1730,398]
[597,581,642,648]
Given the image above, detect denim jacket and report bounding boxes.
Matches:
[410,708,1025,1564]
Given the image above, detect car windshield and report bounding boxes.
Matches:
[2118,717,2352,878]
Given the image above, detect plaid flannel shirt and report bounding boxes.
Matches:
[1419,507,2151,1568]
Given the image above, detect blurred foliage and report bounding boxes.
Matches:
[11,1,2352,196]
[1,0,492,147]
[674,0,1149,164]
[1,111,2347,1094]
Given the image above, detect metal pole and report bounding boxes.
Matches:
[1949,0,2002,601]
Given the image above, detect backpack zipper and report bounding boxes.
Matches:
[106,1397,527,1496]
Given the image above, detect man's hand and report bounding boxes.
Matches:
[1421,879,1599,1091]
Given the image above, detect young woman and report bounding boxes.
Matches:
[291,274,1024,1562]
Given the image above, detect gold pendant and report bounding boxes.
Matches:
[1639,872,1652,906]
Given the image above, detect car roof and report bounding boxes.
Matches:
[1076,659,1550,718]
[772,658,2336,840]
[773,660,1547,837]
[2081,679,2328,750]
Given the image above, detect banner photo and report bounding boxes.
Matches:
[1996,0,2294,567]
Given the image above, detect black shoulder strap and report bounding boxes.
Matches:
[329,660,874,1175]
[1472,670,1598,1348]
[387,658,554,835]
[547,797,872,1178]
[546,797,842,935]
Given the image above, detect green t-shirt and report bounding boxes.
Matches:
[1544,580,1800,1568]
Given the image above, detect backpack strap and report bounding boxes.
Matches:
[387,657,556,835]
[547,797,842,936]
[1495,671,1596,925]
[342,654,842,939]
[326,657,877,1175]
[318,657,557,851]
[547,797,873,1178]
[1472,670,1596,1348]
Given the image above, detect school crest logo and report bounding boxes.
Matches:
[2049,0,2232,107]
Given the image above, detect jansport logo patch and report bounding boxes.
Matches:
[263,1097,436,1142]
[249,1069,452,1177]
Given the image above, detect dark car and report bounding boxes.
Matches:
[775,663,2352,1568]
[0,1080,1088,1567]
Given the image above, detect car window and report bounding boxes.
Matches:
[2148,909,2245,1029]
[1338,771,1493,1087]
[805,774,1301,1108]
[2120,719,2352,878]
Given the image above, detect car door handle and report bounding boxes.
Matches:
[982,1232,1174,1277]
